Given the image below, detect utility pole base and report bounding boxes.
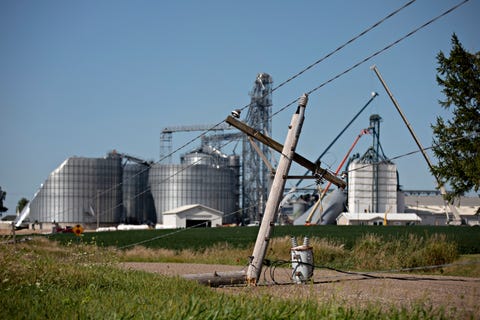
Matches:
[246,277,257,286]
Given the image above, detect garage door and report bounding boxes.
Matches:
[186,219,211,228]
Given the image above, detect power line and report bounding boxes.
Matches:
[345,133,476,175]
[263,259,480,285]
[124,0,470,219]
[271,0,417,94]
[37,132,475,252]
[94,134,476,249]
[30,0,469,227]
[272,0,470,118]
[55,1,452,219]
[107,0,440,222]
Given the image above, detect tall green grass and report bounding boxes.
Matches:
[39,225,479,275]
[0,238,452,319]
[118,233,462,275]
[348,233,458,270]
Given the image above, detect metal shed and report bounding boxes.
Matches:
[162,204,223,229]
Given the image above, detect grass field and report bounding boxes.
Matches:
[37,224,478,276]
[0,237,465,319]
[49,225,480,254]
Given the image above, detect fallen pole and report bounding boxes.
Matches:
[182,270,246,287]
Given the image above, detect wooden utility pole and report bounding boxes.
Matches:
[180,94,347,288]
[246,94,309,285]
[11,222,16,245]
[182,270,246,287]
[371,65,462,224]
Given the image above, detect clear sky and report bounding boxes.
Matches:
[0,0,478,214]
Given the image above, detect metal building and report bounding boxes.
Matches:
[29,152,123,225]
[162,204,224,229]
[122,164,156,224]
[149,149,240,224]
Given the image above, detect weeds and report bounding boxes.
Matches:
[120,242,253,265]
[349,233,458,271]
[0,236,469,319]
[117,233,461,275]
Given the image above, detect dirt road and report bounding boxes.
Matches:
[120,262,480,318]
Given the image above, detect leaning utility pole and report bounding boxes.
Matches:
[246,94,309,285]
[371,65,462,224]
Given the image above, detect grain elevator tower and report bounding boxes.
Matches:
[242,73,273,223]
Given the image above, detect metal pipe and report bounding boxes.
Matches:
[371,65,435,172]
[295,92,378,187]
[305,129,369,225]
[371,65,461,223]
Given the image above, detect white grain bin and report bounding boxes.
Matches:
[348,161,398,213]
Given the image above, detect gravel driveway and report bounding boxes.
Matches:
[120,262,480,318]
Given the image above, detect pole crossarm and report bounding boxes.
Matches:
[225,115,346,189]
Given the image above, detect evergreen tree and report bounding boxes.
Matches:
[432,34,480,201]
[16,198,29,214]
[0,187,7,213]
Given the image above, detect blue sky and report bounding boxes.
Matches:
[0,0,478,213]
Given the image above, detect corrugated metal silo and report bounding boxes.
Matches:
[29,153,123,224]
[149,152,239,224]
[348,161,397,213]
[122,164,156,224]
[181,152,215,166]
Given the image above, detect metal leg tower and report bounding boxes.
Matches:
[242,73,273,223]
[370,114,382,213]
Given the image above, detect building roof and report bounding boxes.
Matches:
[404,195,479,216]
[338,212,422,222]
[163,204,223,216]
[404,195,479,207]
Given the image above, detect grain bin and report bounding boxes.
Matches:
[29,152,123,225]
[122,164,156,224]
[348,160,398,213]
[149,151,239,224]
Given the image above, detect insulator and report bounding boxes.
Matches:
[303,236,310,247]
[291,236,298,248]
[298,93,308,107]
